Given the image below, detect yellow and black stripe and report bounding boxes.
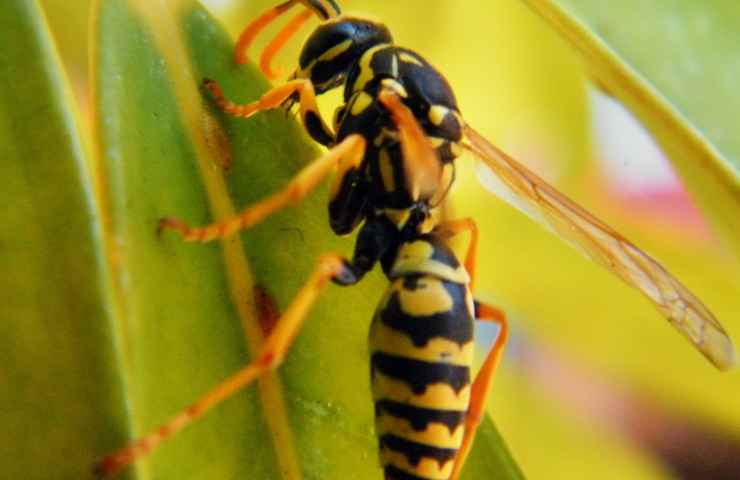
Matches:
[370,237,474,480]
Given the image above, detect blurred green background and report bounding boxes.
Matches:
[37,0,740,478]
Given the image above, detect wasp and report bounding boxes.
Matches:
[96,1,735,478]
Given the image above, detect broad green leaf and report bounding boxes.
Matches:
[91,0,523,479]
[522,0,740,252]
[0,1,129,479]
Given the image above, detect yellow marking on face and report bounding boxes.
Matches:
[372,373,470,410]
[319,38,353,63]
[399,52,424,66]
[369,322,474,366]
[354,44,388,92]
[376,414,465,449]
[428,105,450,126]
[379,149,396,192]
[380,450,454,479]
[391,52,399,77]
[297,38,353,81]
[381,78,408,98]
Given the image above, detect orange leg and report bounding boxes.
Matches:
[433,217,479,290]
[159,134,365,242]
[203,78,334,145]
[433,217,507,479]
[378,86,441,201]
[450,301,509,480]
[94,254,351,478]
[260,9,314,79]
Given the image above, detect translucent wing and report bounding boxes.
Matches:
[463,124,735,370]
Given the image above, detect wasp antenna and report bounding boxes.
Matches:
[234,0,298,65]
[259,8,314,79]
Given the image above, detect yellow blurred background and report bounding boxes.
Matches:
[40,0,740,478]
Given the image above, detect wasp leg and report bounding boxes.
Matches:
[160,134,364,242]
[450,301,509,480]
[433,217,479,290]
[260,9,314,79]
[378,88,442,201]
[93,254,355,479]
[433,217,507,480]
[204,78,334,146]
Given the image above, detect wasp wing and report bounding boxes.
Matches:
[463,124,735,370]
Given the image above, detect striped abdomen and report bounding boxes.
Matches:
[370,273,474,480]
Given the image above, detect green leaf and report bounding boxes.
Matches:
[90,0,523,479]
[522,0,740,251]
[0,1,129,479]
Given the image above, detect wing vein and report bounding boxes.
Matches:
[463,124,734,370]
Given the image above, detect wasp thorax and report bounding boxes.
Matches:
[296,16,392,94]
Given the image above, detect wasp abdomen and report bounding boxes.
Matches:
[370,269,474,480]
